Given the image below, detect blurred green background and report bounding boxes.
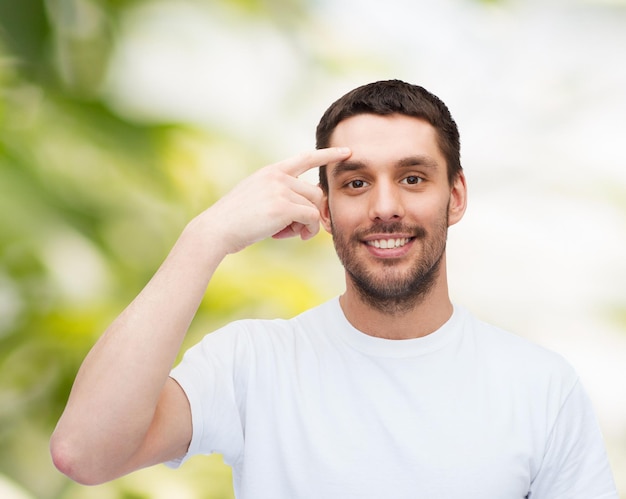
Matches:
[1,0,625,497]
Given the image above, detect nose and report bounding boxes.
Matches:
[368,180,404,222]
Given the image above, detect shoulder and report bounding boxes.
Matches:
[196,298,339,351]
[462,307,572,365]
[458,307,579,390]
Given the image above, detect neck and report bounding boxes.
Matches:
[339,262,453,340]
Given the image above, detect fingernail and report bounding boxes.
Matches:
[338,147,350,154]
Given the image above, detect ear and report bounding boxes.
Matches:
[448,171,467,227]
[319,189,333,234]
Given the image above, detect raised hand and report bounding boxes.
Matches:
[50,148,355,485]
[196,147,351,255]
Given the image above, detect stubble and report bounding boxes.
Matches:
[331,215,449,316]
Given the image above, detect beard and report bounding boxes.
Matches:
[330,215,449,316]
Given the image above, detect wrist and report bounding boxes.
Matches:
[180,215,231,264]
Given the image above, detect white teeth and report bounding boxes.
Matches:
[368,238,410,249]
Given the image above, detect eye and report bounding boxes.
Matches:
[347,179,368,189]
[402,175,423,185]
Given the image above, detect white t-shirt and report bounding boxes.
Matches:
[168,299,617,498]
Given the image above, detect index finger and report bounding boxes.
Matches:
[276,147,351,177]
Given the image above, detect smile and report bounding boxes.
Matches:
[366,238,411,249]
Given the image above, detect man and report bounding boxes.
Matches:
[51,80,618,498]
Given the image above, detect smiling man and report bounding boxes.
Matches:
[51,80,618,498]
[319,112,464,329]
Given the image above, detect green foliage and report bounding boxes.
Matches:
[0,1,336,497]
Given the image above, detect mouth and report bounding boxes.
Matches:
[365,237,412,249]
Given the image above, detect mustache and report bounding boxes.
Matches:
[355,222,427,239]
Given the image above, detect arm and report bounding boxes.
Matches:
[50,148,351,485]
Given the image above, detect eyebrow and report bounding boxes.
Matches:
[331,155,438,179]
[331,160,366,179]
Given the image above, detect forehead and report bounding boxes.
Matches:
[328,113,443,167]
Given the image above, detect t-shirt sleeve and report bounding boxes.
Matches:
[165,323,249,469]
[528,378,618,498]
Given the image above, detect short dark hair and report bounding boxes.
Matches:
[316,79,461,191]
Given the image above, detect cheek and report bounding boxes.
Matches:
[405,198,450,230]
[327,198,361,229]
